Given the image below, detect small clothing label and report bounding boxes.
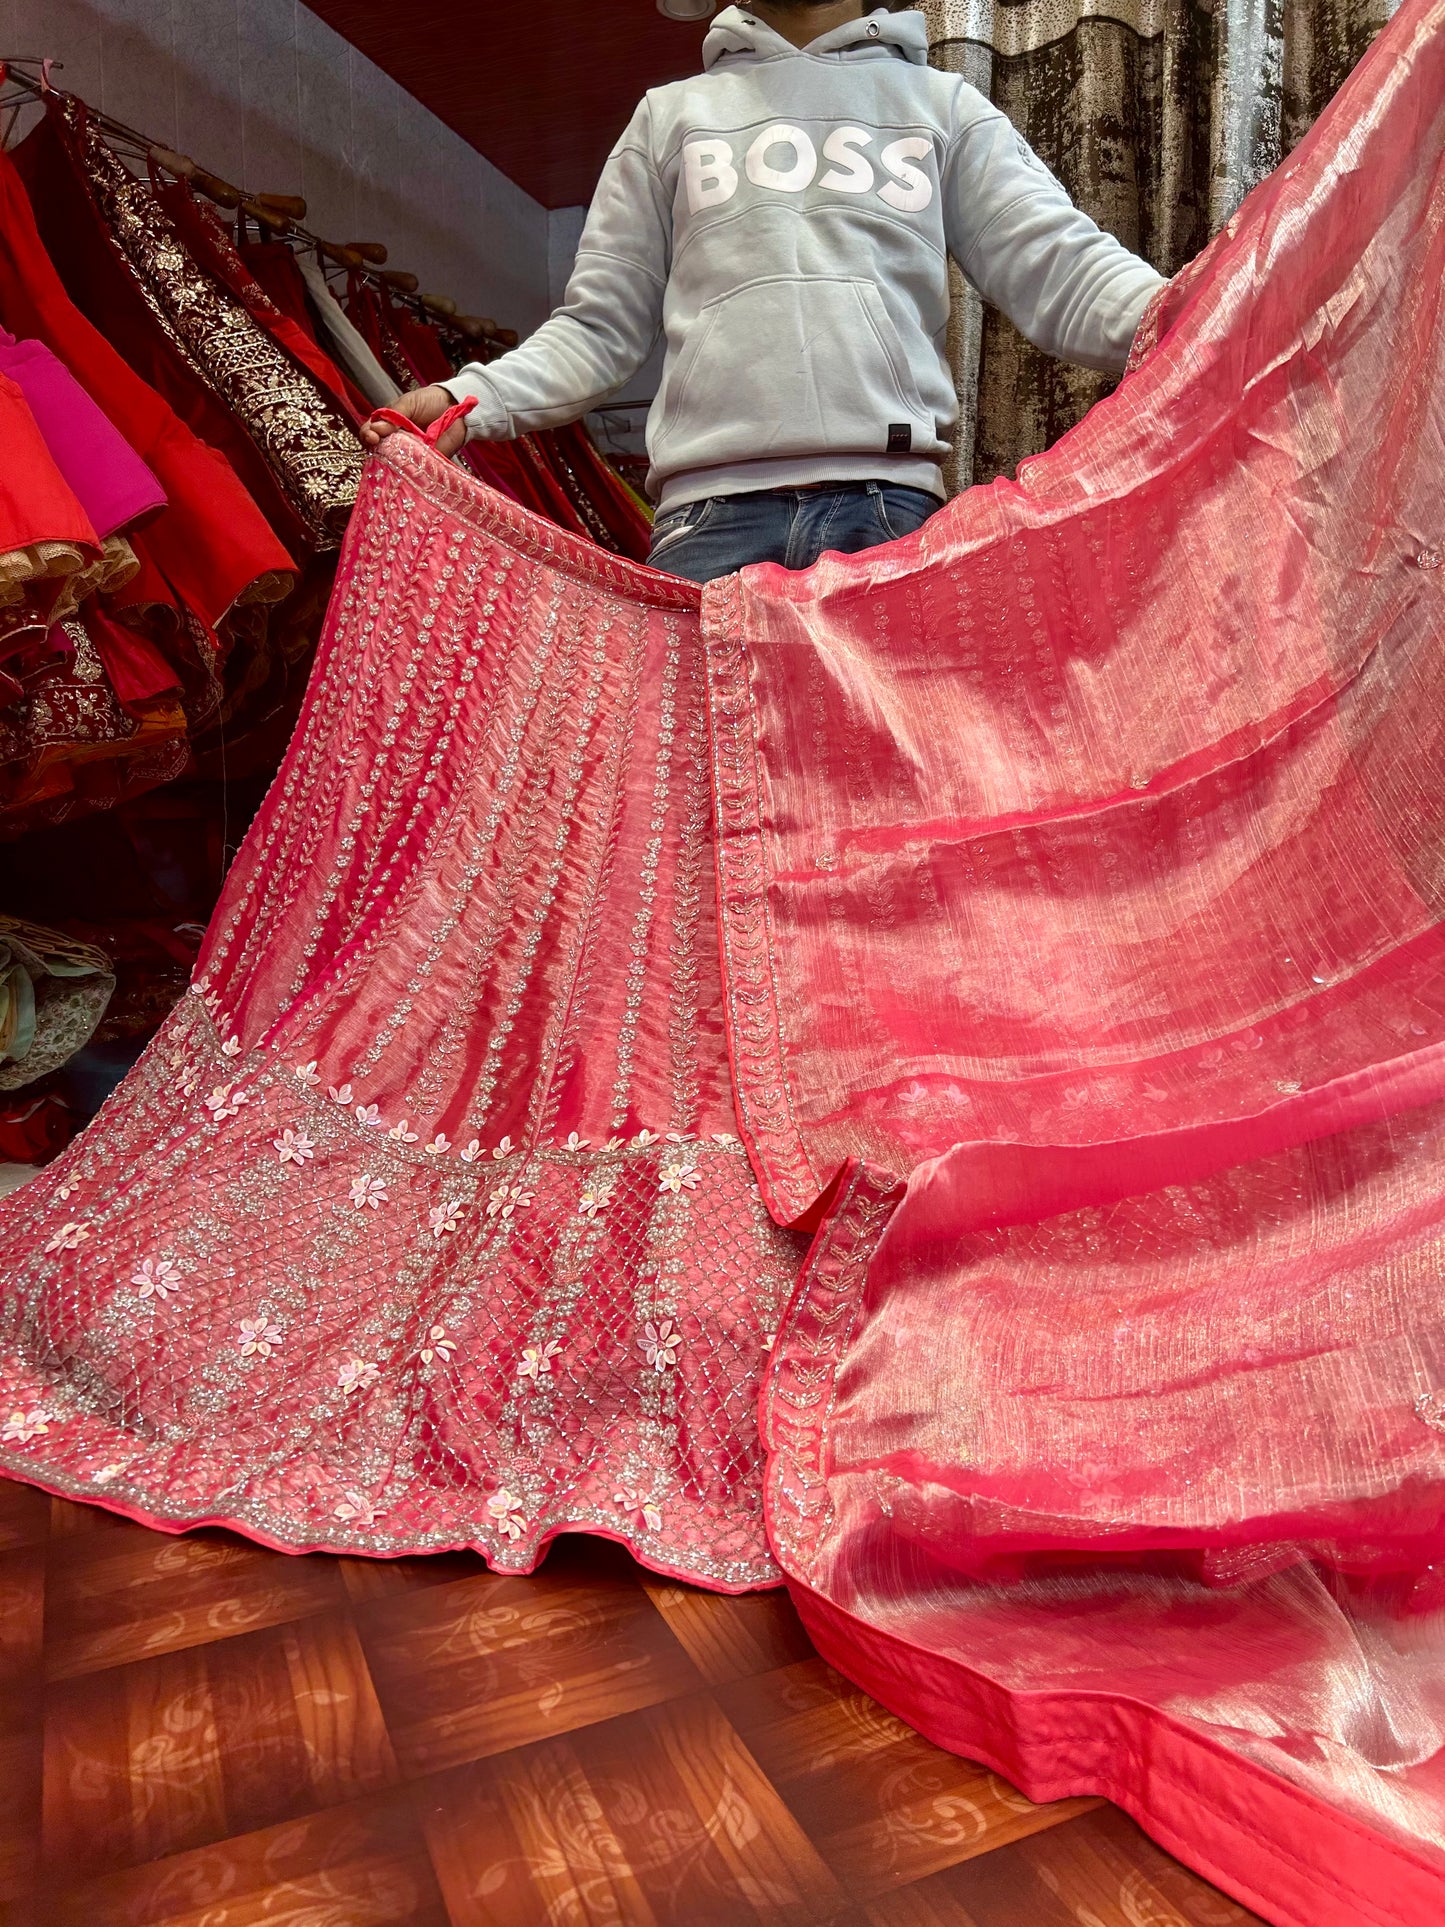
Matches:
[887,423,913,454]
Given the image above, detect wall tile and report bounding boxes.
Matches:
[172,0,242,186]
[98,0,177,145]
[12,0,103,119]
[347,43,397,249]
[295,2,354,241]
[239,0,301,196]
[4,0,550,335]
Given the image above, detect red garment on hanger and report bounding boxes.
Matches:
[0,368,98,568]
[155,181,368,427]
[342,273,418,393]
[11,106,308,557]
[0,147,291,630]
[235,239,373,419]
[550,421,652,562]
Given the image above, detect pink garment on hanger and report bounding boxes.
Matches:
[0,329,166,541]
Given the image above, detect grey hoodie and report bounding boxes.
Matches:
[442,5,1165,511]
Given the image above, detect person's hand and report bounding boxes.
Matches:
[360,383,469,457]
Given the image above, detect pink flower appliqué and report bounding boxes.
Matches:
[132,1259,183,1301]
[2,1407,50,1445]
[429,1200,464,1239]
[220,1036,242,1059]
[355,1103,384,1131]
[486,1183,532,1220]
[45,1221,90,1254]
[389,1118,420,1144]
[487,1487,527,1541]
[328,1083,354,1107]
[658,1161,700,1195]
[333,1492,380,1526]
[613,1487,664,1533]
[294,1061,322,1089]
[420,1325,456,1365]
[204,1085,246,1121]
[349,1175,388,1211]
[577,1182,613,1220]
[642,1319,683,1372]
[238,1317,283,1359]
[274,1130,315,1167]
[336,1356,379,1396]
[518,1340,562,1380]
[425,1134,452,1158]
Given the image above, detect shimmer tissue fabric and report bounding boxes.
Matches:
[708,0,1445,1919]
[1,0,1445,1921]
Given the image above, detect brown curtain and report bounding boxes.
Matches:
[916,0,1399,487]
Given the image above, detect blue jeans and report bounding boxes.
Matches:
[647,481,940,584]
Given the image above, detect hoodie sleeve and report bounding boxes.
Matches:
[441,101,670,440]
[942,94,1165,376]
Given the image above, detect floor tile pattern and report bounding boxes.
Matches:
[0,1477,1266,1925]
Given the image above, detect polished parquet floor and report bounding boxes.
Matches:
[0,1475,1265,1926]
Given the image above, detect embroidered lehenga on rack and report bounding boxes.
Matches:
[2,0,1445,1920]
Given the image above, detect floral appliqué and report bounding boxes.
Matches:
[132,1258,183,1301]
[429,1200,465,1239]
[420,1326,456,1365]
[349,1175,388,1211]
[333,1491,380,1526]
[518,1340,562,1380]
[45,1221,91,1254]
[294,1061,322,1089]
[642,1319,683,1372]
[238,1317,283,1359]
[487,1183,532,1220]
[487,1486,527,1541]
[274,1129,315,1167]
[613,1487,664,1532]
[2,1407,50,1445]
[577,1182,613,1220]
[205,1084,248,1121]
[336,1355,379,1396]
[658,1160,700,1195]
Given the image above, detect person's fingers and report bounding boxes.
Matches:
[436,421,467,458]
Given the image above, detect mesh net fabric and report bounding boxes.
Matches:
[0,439,802,1592]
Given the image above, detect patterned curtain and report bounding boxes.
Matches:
[917,0,1400,487]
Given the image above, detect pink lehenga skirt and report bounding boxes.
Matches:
[5,0,1445,1918]
[0,436,802,1593]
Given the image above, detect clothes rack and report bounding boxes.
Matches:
[0,56,518,354]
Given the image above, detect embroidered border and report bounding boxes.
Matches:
[700,570,822,1223]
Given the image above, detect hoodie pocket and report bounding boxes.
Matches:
[652,275,933,471]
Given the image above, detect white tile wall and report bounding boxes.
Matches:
[1,0,551,332]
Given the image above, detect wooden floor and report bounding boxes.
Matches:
[0,1476,1265,1927]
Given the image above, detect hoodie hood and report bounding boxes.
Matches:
[703,5,929,71]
